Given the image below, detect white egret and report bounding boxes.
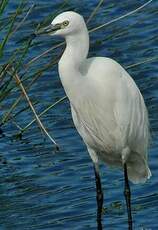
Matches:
[38,11,151,230]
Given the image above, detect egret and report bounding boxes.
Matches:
[38,11,151,230]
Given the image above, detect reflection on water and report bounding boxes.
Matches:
[0,0,158,229]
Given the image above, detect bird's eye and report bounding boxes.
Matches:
[63,20,69,27]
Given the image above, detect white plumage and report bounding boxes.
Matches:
[48,11,151,184]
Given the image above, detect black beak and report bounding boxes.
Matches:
[36,24,61,35]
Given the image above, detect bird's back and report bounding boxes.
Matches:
[71,57,151,183]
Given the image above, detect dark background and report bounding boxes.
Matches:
[0,0,158,229]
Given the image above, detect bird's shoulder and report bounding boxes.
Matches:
[81,57,140,96]
[80,57,125,85]
[86,56,119,67]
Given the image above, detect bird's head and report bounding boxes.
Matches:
[37,11,86,37]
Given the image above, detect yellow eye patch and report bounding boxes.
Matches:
[61,20,69,28]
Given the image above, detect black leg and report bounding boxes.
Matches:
[124,163,133,230]
[94,164,103,230]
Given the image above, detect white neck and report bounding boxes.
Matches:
[58,26,89,98]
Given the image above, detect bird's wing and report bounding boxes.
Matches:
[71,58,125,154]
[114,68,150,157]
[72,58,149,158]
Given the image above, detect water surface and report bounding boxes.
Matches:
[0,0,158,229]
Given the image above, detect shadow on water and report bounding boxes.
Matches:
[0,0,158,229]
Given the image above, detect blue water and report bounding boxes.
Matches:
[0,0,158,229]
